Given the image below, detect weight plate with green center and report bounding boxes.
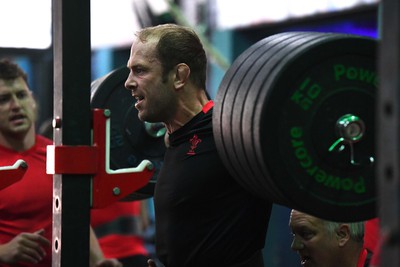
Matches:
[213,32,377,222]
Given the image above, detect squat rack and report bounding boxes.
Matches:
[52,0,92,265]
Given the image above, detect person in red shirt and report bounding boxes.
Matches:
[364,218,380,267]
[289,209,370,267]
[0,58,121,267]
[91,200,151,266]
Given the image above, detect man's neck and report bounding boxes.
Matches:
[345,245,365,267]
[165,89,209,134]
[0,128,36,152]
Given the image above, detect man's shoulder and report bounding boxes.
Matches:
[35,135,53,154]
[36,134,52,145]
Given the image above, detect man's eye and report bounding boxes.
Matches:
[0,95,10,104]
[299,231,314,240]
[16,91,28,99]
[134,67,145,74]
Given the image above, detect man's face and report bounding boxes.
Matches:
[289,210,339,267]
[0,77,37,138]
[125,39,177,123]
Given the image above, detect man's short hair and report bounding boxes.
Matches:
[324,220,364,243]
[0,59,28,82]
[136,24,207,89]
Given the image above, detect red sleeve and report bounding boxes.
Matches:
[364,218,380,252]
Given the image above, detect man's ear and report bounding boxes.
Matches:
[336,224,351,247]
[174,63,190,90]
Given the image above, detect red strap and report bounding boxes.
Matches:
[202,100,214,113]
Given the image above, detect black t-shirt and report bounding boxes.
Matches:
[154,101,272,267]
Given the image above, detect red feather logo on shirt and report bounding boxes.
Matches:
[187,134,202,155]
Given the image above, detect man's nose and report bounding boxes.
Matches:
[291,237,304,251]
[125,73,137,91]
[10,95,22,109]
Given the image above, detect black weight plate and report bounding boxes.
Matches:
[215,33,295,199]
[261,33,377,222]
[214,32,377,222]
[234,32,326,203]
[91,67,166,200]
[215,32,326,203]
[213,35,274,188]
[243,33,332,205]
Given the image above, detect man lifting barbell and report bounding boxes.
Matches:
[124,23,272,267]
